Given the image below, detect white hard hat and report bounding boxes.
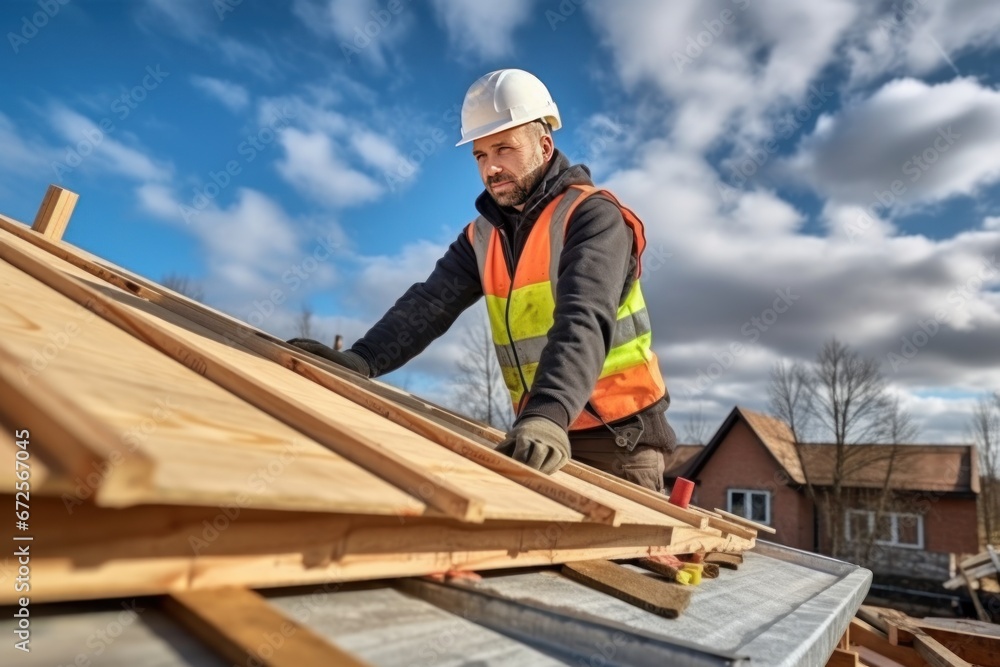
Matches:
[456,69,562,146]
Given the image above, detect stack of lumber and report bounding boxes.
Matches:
[0,187,763,607]
[827,605,1000,667]
[942,547,1000,623]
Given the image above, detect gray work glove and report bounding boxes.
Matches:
[497,416,571,474]
[286,338,371,377]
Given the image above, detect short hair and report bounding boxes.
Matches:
[524,119,552,142]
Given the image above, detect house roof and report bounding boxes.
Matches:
[739,408,806,484]
[687,406,807,484]
[688,406,978,494]
[799,443,979,494]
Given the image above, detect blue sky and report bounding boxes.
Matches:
[2,0,999,442]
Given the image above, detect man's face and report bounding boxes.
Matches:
[472,123,553,209]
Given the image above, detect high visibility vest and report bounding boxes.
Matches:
[465,184,666,430]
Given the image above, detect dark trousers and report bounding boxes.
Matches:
[570,440,666,493]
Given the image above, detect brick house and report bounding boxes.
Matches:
[674,406,980,580]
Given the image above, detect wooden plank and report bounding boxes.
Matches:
[959,564,990,622]
[943,560,996,589]
[827,648,860,667]
[31,185,78,241]
[913,633,972,667]
[705,552,743,569]
[3,495,752,604]
[0,246,425,517]
[689,506,758,540]
[561,462,709,528]
[0,413,50,494]
[919,617,1000,638]
[164,587,372,667]
[712,507,777,534]
[0,233,493,522]
[0,219,608,524]
[855,645,915,667]
[0,334,154,501]
[561,559,692,618]
[917,626,1000,667]
[849,618,928,667]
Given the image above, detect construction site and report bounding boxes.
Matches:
[1,185,998,667]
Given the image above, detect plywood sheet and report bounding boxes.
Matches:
[1,231,587,524]
[0,256,422,516]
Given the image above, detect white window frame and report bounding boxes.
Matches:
[726,489,771,526]
[844,510,924,550]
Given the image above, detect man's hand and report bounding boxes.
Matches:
[496,417,570,474]
[286,338,371,377]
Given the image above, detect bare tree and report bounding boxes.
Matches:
[862,396,918,562]
[768,338,903,558]
[681,402,712,445]
[450,314,514,430]
[161,273,204,301]
[296,304,315,339]
[769,360,820,517]
[969,393,1000,543]
[295,304,336,345]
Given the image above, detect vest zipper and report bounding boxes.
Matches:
[497,227,531,414]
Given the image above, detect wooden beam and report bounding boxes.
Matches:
[561,462,709,528]
[913,633,972,667]
[3,495,759,604]
[849,618,927,667]
[959,564,990,622]
[854,645,917,667]
[0,338,155,500]
[0,233,486,523]
[0,214,623,526]
[712,507,777,534]
[914,626,1000,667]
[31,185,78,241]
[561,559,692,619]
[163,587,372,667]
[826,647,860,667]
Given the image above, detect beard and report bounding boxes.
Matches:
[487,155,548,208]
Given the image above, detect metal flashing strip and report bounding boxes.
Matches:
[397,577,749,667]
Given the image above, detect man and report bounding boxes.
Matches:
[290,69,675,491]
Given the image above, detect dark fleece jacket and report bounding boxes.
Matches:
[351,150,673,447]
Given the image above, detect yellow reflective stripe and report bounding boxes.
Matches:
[484,294,510,345]
[507,281,556,340]
[502,361,538,405]
[600,332,653,379]
[485,281,556,344]
[616,279,645,317]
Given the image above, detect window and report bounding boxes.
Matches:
[727,489,771,525]
[844,510,923,549]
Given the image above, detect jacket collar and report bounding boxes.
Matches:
[474,149,595,230]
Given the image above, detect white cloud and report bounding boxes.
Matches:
[138,184,344,317]
[0,113,56,174]
[349,129,410,175]
[48,106,171,182]
[217,38,280,80]
[585,0,857,151]
[784,77,1000,209]
[291,0,413,67]
[845,0,1000,85]
[985,217,1000,231]
[276,128,384,207]
[136,0,212,39]
[430,0,535,60]
[190,75,250,112]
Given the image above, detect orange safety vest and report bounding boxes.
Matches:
[465,184,666,430]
